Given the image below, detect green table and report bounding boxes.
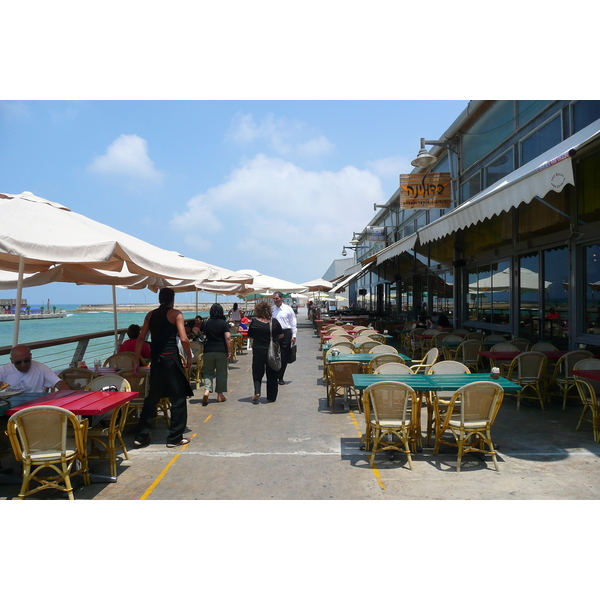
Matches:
[352,373,521,392]
[328,352,411,364]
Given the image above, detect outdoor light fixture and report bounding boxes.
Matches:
[341,244,366,257]
[411,137,458,169]
[374,203,387,211]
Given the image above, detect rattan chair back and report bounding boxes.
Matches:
[59,367,95,390]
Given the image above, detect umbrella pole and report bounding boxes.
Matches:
[195,290,198,316]
[12,256,25,346]
[112,285,119,353]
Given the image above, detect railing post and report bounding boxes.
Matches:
[71,340,90,366]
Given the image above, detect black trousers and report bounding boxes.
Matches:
[135,354,192,445]
[252,346,279,401]
[277,329,293,380]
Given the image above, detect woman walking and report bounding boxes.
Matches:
[201,303,232,406]
[248,301,284,403]
[133,288,193,448]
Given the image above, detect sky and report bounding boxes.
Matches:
[2,4,593,308]
[0,99,469,305]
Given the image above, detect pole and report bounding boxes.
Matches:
[12,256,25,346]
[112,285,119,353]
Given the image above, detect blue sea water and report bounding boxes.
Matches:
[0,304,208,349]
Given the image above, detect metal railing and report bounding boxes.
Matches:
[0,329,128,370]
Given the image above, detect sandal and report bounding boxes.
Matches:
[217,395,227,402]
[252,393,260,404]
[202,391,209,406]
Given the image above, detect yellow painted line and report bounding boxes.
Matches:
[139,433,198,500]
[204,414,213,423]
[349,410,386,490]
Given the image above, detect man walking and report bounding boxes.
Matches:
[271,291,297,385]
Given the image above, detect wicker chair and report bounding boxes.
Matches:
[433,381,504,472]
[548,350,594,409]
[425,360,471,447]
[6,405,90,499]
[327,361,363,414]
[356,340,381,353]
[484,334,507,343]
[504,351,548,409]
[510,338,531,352]
[573,375,600,442]
[369,344,398,355]
[531,342,558,351]
[365,381,416,469]
[103,352,138,370]
[407,328,426,359]
[374,363,413,374]
[366,333,386,344]
[410,347,439,374]
[454,340,484,372]
[440,334,464,360]
[59,367,95,390]
[368,353,405,373]
[86,375,131,392]
[87,399,131,477]
[323,345,355,384]
[465,331,485,340]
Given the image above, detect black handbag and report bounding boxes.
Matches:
[267,319,281,371]
[288,342,297,364]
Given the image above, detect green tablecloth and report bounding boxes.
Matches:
[328,352,411,364]
[352,373,521,391]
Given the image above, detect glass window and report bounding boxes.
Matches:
[518,253,539,340]
[489,260,510,326]
[584,243,600,332]
[521,116,562,165]
[462,101,515,169]
[461,173,481,203]
[573,100,600,133]
[485,148,514,187]
[516,100,554,126]
[576,151,600,226]
[542,246,569,345]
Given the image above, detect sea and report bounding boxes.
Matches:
[0,304,210,368]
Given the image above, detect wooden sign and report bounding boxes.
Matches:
[400,172,452,209]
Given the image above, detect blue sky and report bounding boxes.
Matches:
[0,99,468,305]
[1,3,591,307]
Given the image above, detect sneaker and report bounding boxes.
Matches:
[166,438,191,448]
[133,436,151,448]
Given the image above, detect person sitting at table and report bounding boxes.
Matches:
[0,344,70,393]
[412,312,434,330]
[118,324,151,361]
[436,312,451,329]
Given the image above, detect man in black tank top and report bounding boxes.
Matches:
[133,288,194,448]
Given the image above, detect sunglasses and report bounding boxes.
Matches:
[13,358,32,366]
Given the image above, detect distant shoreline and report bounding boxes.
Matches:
[75,303,236,313]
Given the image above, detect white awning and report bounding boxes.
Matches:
[330,263,371,293]
[419,118,600,244]
[375,232,418,265]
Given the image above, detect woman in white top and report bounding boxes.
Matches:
[229,302,242,324]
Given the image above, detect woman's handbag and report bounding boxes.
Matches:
[267,319,282,371]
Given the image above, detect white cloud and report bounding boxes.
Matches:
[170,154,385,282]
[226,112,335,159]
[88,134,164,184]
[367,155,413,178]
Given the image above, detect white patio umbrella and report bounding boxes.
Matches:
[301,278,334,292]
[0,191,251,345]
[235,269,308,297]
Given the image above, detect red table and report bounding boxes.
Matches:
[571,369,600,381]
[6,389,138,416]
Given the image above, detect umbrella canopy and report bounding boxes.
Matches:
[0,191,252,344]
[235,269,308,297]
[301,278,333,292]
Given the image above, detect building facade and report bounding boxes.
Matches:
[333,100,600,350]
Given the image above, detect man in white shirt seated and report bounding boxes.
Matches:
[0,344,70,393]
